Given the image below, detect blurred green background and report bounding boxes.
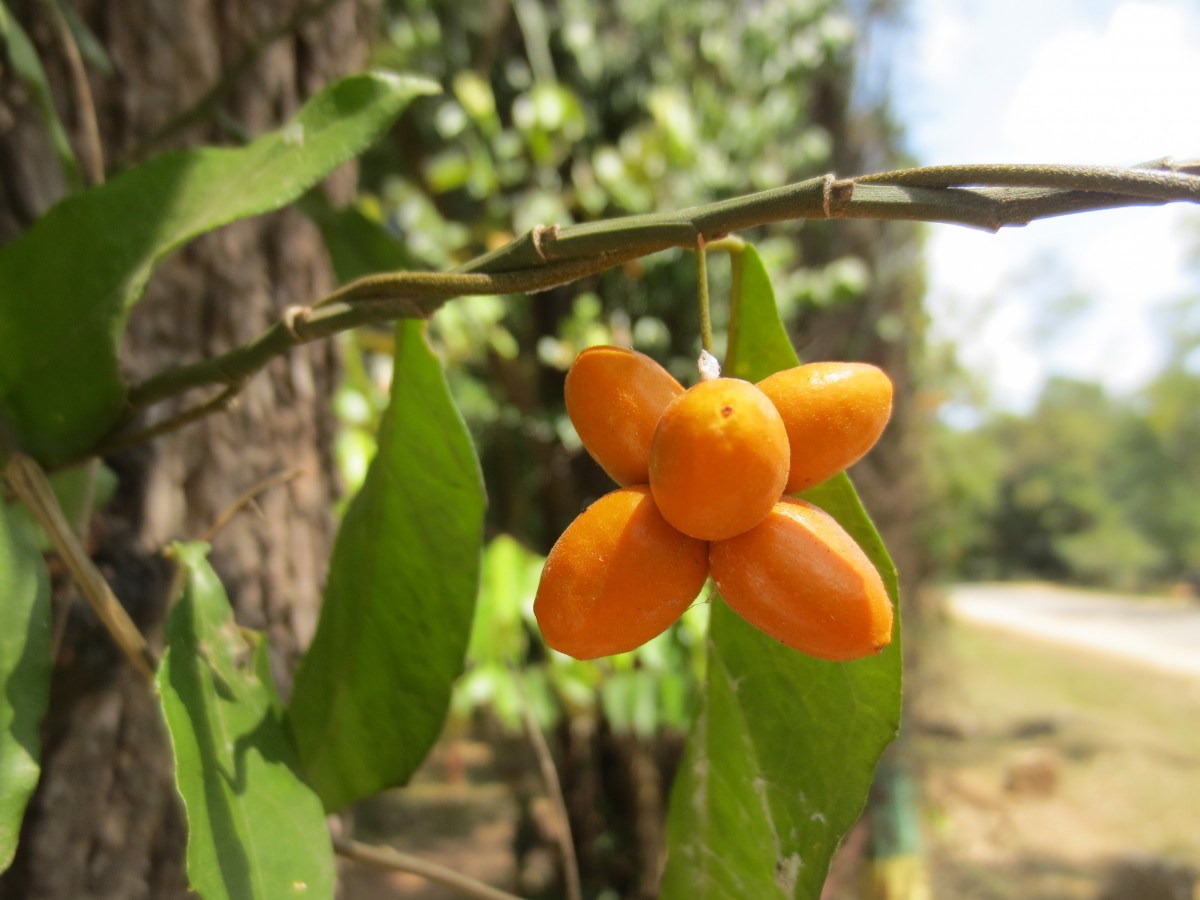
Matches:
[325,1,1200,897]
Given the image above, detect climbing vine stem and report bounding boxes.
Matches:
[85,158,1200,462]
[696,239,713,356]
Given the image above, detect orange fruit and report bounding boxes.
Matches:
[649,378,789,541]
[534,486,708,659]
[565,346,684,486]
[709,497,893,661]
[757,362,893,492]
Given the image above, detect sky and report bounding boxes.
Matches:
[890,0,1200,411]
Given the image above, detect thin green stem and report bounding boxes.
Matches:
[854,161,1200,198]
[95,385,242,457]
[43,0,104,185]
[3,455,156,678]
[198,467,303,543]
[696,243,713,355]
[85,158,1200,458]
[724,241,746,374]
[515,673,581,900]
[704,236,747,255]
[332,837,528,900]
[511,0,556,85]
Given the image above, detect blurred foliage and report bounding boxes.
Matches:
[925,350,1200,591]
[370,0,854,229]
[450,534,709,740]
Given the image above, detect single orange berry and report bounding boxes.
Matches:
[534,486,708,660]
[757,362,893,492]
[564,346,684,486]
[649,378,789,541]
[710,497,893,661]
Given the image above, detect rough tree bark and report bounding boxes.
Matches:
[0,1,370,896]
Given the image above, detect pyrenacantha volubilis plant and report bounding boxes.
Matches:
[1,35,1198,893]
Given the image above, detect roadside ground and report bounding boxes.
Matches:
[915,598,1200,899]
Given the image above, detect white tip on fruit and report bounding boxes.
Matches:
[698,349,721,382]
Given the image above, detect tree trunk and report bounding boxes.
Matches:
[0,1,369,895]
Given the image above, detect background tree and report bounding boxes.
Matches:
[926,360,1200,591]
[0,2,367,896]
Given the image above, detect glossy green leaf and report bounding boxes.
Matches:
[0,1,82,191]
[0,502,52,873]
[0,71,439,464]
[661,243,902,899]
[156,542,334,900]
[724,243,802,383]
[287,321,485,812]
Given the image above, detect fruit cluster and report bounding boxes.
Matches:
[534,346,895,661]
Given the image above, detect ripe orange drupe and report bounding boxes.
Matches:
[710,496,893,661]
[565,346,684,486]
[534,486,708,660]
[757,362,893,492]
[649,378,789,541]
[545,346,896,663]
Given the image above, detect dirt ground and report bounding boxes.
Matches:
[338,736,545,899]
[913,615,1200,899]
[336,608,1200,899]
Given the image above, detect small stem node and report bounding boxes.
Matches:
[282,305,310,339]
[531,223,560,260]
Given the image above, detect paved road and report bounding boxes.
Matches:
[946,583,1200,679]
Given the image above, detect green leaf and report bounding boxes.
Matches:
[0,71,439,464]
[468,535,543,666]
[287,321,486,812]
[724,243,802,383]
[299,194,415,284]
[156,542,334,900]
[0,1,83,191]
[0,502,51,873]
[661,244,902,899]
